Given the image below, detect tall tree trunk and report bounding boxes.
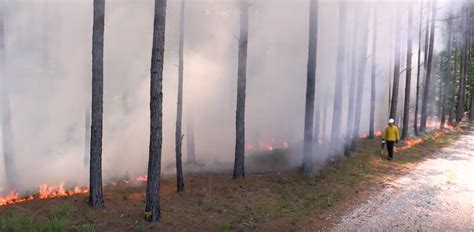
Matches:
[420,0,437,132]
[369,6,377,139]
[423,2,430,72]
[457,49,466,122]
[466,10,472,121]
[233,0,249,180]
[330,2,347,154]
[456,7,469,123]
[402,5,413,139]
[414,1,425,135]
[351,8,370,151]
[440,17,454,128]
[0,1,18,190]
[390,6,402,120]
[344,8,359,156]
[464,8,471,121]
[467,12,474,123]
[471,42,474,123]
[313,96,320,145]
[89,0,105,209]
[449,47,459,125]
[175,0,185,192]
[302,0,318,175]
[144,0,167,222]
[388,8,394,113]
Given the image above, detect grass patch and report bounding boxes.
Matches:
[0,202,95,232]
[218,220,232,232]
[132,223,145,232]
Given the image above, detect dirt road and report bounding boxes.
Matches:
[332,130,474,231]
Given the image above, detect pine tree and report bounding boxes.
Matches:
[175,0,186,192]
[302,0,318,175]
[390,6,402,120]
[89,0,105,209]
[144,0,167,222]
[420,0,437,132]
[402,5,413,139]
[233,0,249,179]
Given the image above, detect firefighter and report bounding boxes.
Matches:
[381,118,400,161]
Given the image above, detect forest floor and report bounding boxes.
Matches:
[0,128,468,232]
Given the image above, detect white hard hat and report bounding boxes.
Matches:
[388,118,395,124]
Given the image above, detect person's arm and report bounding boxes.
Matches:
[396,127,400,143]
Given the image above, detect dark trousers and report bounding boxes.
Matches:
[386,141,395,159]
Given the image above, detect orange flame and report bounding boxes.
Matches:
[246,140,289,152]
[135,175,148,182]
[0,174,154,207]
[1,184,89,206]
[396,138,423,151]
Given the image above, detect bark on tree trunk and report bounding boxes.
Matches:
[390,6,402,120]
[457,50,466,122]
[449,47,459,125]
[175,0,185,193]
[89,0,105,209]
[145,0,167,222]
[466,10,472,121]
[440,17,453,128]
[468,8,474,123]
[351,8,370,151]
[369,6,377,139]
[456,7,469,123]
[402,5,413,139]
[233,0,249,180]
[313,96,320,145]
[471,49,474,122]
[344,9,359,156]
[414,1,424,135]
[0,1,18,190]
[330,2,347,154]
[302,0,318,175]
[420,0,437,132]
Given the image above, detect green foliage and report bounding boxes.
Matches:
[132,223,145,232]
[0,211,35,232]
[218,220,232,232]
[0,203,95,232]
[0,210,67,232]
[51,203,71,219]
[78,224,96,232]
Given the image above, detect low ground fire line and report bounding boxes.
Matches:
[245,141,289,152]
[0,127,455,207]
[0,175,149,207]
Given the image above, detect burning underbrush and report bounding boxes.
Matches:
[0,124,460,208]
[0,170,174,207]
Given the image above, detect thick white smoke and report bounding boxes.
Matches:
[0,0,468,194]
